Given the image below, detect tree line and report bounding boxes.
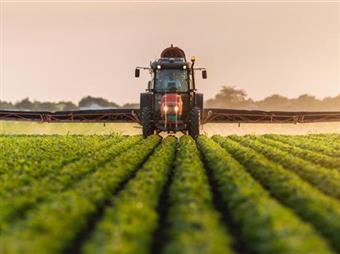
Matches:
[205,86,340,111]
[1,87,340,111]
[0,96,139,111]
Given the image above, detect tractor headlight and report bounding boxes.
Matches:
[163,105,168,112]
[174,106,179,112]
[157,65,161,70]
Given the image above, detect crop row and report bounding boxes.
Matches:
[0,135,161,254]
[213,135,340,252]
[0,136,107,173]
[258,135,340,171]
[229,135,340,199]
[198,135,333,254]
[0,135,124,198]
[1,134,340,254]
[303,134,340,149]
[264,134,340,158]
[0,136,142,232]
[83,135,235,254]
[83,136,177,254]
[0,135,120,176]
[0,135,80,174]
[163,135,233,254]
[307,133,340,142]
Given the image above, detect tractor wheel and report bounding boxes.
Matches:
[188,107,200,138]
[141,106,154,137]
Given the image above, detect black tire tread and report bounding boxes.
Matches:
[141,106,154,137]
[188,107,200,138]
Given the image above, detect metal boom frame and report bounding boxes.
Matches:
[1,108,340,124]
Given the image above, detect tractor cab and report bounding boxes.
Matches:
[135,45,207,137]
[154,68,188,93]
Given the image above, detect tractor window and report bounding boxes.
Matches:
[154,70,188,92]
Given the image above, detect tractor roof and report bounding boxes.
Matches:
[161,45,186,60]
[150,45,191,70]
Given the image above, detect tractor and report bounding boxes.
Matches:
[135,45,207,137]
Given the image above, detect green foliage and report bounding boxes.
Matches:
[260,135,340,170]
[163,135,234,254]
[83,136,177,254]
[198,135,333,254]
[0,135,160,254]
[78,96,120,109]
[229,135,340,199]
[263,134,340,160]
[213,135,340,252]
[0,135,140,232]
[2,98,79,111]
[205,86,340,110]
[1,134,340,254]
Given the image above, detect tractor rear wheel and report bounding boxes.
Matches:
[188,107,200,138]
[141,106,154,137]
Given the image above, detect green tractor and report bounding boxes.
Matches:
[135,45,207,138]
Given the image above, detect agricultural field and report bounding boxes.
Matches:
[1,133,340,254]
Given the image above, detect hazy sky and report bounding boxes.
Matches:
[0,2,339,105]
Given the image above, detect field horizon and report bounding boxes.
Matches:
[1,121,340,136]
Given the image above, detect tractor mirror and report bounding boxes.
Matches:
[135,68,140,78]
[202,70,207,79]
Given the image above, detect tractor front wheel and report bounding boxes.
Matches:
[188,107,200,138]
[141,106,154,137]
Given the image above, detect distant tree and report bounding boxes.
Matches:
[215,86,247,103]
[0,101,14,110]
[322,95,340,111]
[32,101,58,111]
[205,87,340,111]
[205,86,253,108]
[2,88,340,111]
[15,98,34,110]
[121,103,139,109]
[257,94,290,110]
[78,96,119,109]
[290,94,321,111]
[58,101,78,111]
[331,95,340,110]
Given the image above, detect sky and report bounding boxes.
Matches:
[0,1,339,105]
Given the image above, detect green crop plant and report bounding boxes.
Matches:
[229,135,340,199]
[198,135,334,254]
[83,136,177,254]
[0,134,339,254]
[162,135,234,254]
[0,135,160,254]
[213,135,340,252]
[263,134,340,158]
[0,135,141,232]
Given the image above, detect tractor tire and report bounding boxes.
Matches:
[188,107,200,138]
[141,106,154,137]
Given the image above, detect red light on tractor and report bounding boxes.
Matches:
[161,94,183,117]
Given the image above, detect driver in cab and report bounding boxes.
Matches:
[163,73,181,91]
